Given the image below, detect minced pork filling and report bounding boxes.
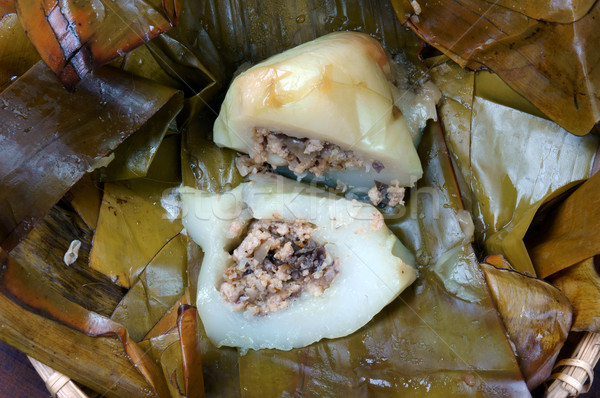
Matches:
[220,220,340,315]
[240,127,378,177]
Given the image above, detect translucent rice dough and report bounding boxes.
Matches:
[213,31,424,190]
[180,174,417,350]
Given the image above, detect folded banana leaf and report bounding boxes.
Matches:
[15,0,182,88]
[138,306,205,398]
[0,61,183,252]
[0,13,39,89]
[111,233,188,341]
[199,0,426,83]
[236,122,529,397]
[181,115,243,192]
[63,174,103,231]
[548,258,600,333]
[391,0,600,135]
[526,170,600,278]
[480,259,572,389]
[89,178,183,288]
[0,246,171,397]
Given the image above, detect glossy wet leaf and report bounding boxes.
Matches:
[549,258,600,333]
[112,234,188,342]
[15,0,182,88]
[527,171,600,278]
[64,174,103,231]
[0,13,39,90]
[0,248,170,397]
[469,97,598,274]
[200,0,426,82]
[89,179,182,288]
[428,56,474,210]
[391,0,600,135]
[137,306,204,398]
[480,261,572,389]
[237,122,529,397]
[10,203,125,316]
[96,100,182,182]
[181,115,243,192]
[480,0,595,23]
[0,61,182,252]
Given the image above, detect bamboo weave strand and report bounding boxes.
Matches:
[546,332,600,398]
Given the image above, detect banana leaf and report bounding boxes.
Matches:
[479,0,595,23]
[526,170,600,278]
[390,0,600,135]
[15,0,182,88]
[0,13,39,90]
[10,202,124,316]
[236,122,529,397]
[0,247,171,397]
[0,1,14,17]
[479,260,572,389]
[138,306,205,398]
[64,174,103,231]
[181,114,243,192]
[548,258,600,333]
[96,111,181,182]
[468,97,597,273]
[89,178,182,288]
[0,61,183,252]
[111,233,188,341]
[199,0,426,83]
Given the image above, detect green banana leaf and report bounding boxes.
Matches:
[429,57,599,274]
[391,0,600,135]
[0,61,183,252]
[236,122,528,397]
[111,233,188,341]
[89,178,183,288]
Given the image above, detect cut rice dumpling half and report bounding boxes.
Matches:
[213,32,430,206]
[180,174,417,350]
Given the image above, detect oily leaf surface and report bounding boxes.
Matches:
[15,0,182,87]
[548,258,600,333]
[0,62,182,252]
[526,171,600,278]
[391,0,600,135]
[89,179,182,289]
[480,261,572,389]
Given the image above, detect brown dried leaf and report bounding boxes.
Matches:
[480,260,572,389]
[548,258,600,333]
[15,0,182,88]
[527,171,600,278]
[0,62,182,251]
[391,0,600,135]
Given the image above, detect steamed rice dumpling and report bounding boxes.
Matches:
[213,32,437,206]
[180,174,417,350]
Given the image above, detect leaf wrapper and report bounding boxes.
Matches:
[391,0,600,135]
[236,122,529,397]
[0,13,39,89]
[548,258,600,333]
[527,171,600,278]
[90,179,182,288]
[111,234,188,341]
[0,248,171,397]
[0,61,182,252]
[480,260,572,389]
[15,0,182,88]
